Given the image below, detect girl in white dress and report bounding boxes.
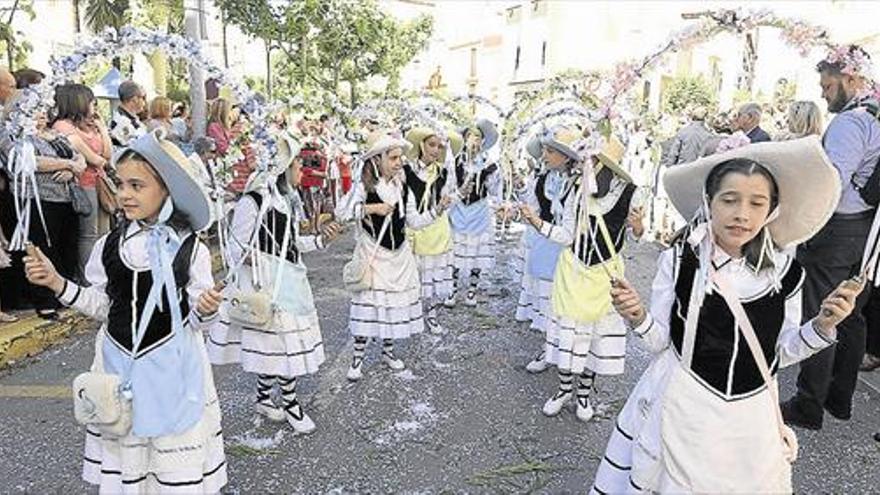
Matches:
[336,130,450,381]
[25,130,227,493]
[208,134,342,434]
[592,137,860,494]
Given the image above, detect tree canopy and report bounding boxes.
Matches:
[0,0,35,69]
[661,74,718,115]
[215,0,433,105]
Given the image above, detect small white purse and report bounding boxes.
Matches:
[343,215,391,293]
[72,371,132,437]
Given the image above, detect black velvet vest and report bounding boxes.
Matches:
[669,244,803,397]
[455,158,498,205]
[571,181,635,268]
[535,171,575,223]
[103,223,196,354]
[246,192,300,263]
[361,186,408,251]
[404,163,448,214]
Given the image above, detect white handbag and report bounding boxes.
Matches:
[343,215,391,293]
[227,202,293,329]
[72,371,132,437]
[72,290,156,438]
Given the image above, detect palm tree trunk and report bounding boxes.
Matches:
[6,0,20,69]
[221,10,228,68]
[349,79,358,107]
[148,50,167,96]
[73,0,81,33]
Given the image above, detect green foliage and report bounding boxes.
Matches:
[243,75,266,95]
[216,0,434,105]
[661,74,718,115]
[84,0,130,33]
[134,0,184,34]
[0,0,36,69]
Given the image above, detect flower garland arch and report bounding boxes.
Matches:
[3,26,278,248]
[588,8,876,241]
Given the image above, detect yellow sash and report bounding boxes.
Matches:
[551,214,624,323]
[409,163,452,256]
[411,212,452,256]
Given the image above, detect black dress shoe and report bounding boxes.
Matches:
[824,401,852,421]
[781,398,823,431]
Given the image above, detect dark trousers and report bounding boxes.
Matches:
[0,184,28,309]
[794,212,872,419]
[23,200,80,311]
[865,288,880,357]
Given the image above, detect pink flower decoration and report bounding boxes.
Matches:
[716,131,751,153]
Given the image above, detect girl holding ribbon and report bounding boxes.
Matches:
[523,134,645,423]
[402,126,462,334]
[336,130,451,382]
[207,134,342,435]
[592,137,860,494]
[514,127,580,372]
[24,130,227,493]
[447,119,501,308]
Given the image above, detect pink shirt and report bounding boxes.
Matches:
[52,120,107,188]
[206,122,230,155]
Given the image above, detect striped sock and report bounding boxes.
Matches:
[352,337,367,369]
[382,339,395,360]
[256,374,275,406]
[577,371,596,408]
[555,370,574,399]
[469,269,481,288]
[278,376,302,419]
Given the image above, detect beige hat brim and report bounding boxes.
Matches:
[405,127,446,164]
[362,135,412,161]
[597,154,633,183]
[447,130,464,158]
[125,129,213,231]
[662,136,840,248]
[244,134,301,194]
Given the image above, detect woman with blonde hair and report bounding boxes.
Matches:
[781,100,823,139]
[147,96,175,137]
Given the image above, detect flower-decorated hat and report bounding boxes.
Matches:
[243,132,301,194]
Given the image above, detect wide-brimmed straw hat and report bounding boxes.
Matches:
[447,129,464,158]
[663,136,840,248]
[540,126,581,162]
[405,126,448,164]
[244,132,301,194]
[462,119,499,153]
[121,129,212,231]
[362,129,411,161]
[595,134,632,183]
